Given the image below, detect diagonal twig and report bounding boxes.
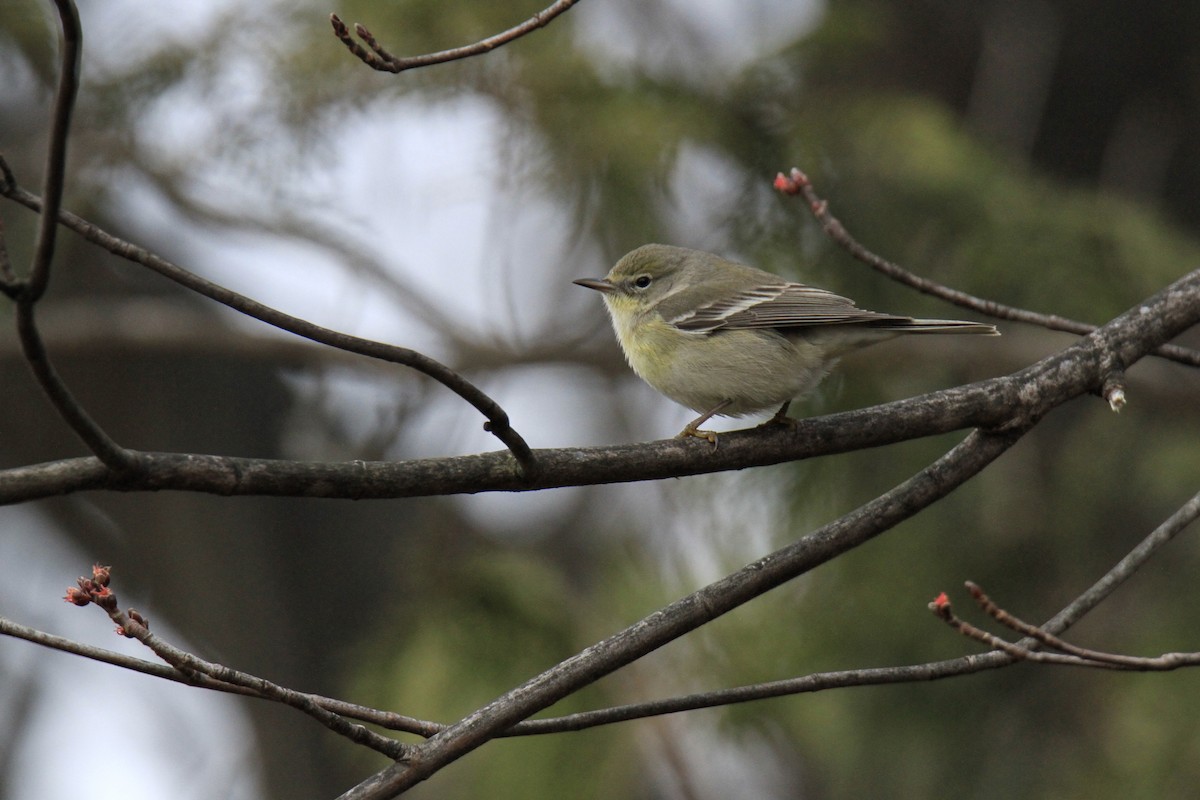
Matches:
[775,167,1200,369]
[933,588,1200,670]
[64,567,410,759]
[1040,489,1200,632]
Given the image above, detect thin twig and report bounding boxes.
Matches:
[775,168,1200,368]
[0,614,444,737]
[64,568,410,759]
[25,0,82,301]
[926,489,1200,668]
[0,160,536,479]
[966,582,1200,669]
[113,609,409,758]
[330,0,583,73]
[934,587,1200,670]
[930,594,1116,666]
[9,1,136,472]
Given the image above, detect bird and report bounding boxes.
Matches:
[574,244,999,442]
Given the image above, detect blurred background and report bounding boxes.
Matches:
[2,0,1200,797]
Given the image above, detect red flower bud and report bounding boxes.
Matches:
[64,587,91,606]
[91,564,112,587]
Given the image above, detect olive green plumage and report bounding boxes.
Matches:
[575,244,998,440]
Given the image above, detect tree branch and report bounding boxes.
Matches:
[63,567,410,759]
[330,0,583,73]
[14,485,1198,747]
[775,167,1200,368]
[25,0,82,302]
[3,1,139,473]
[340,427,1023,798]
[481,485,1200,735]
[3,265,1198,504]
[0,159,536,478]
[0,613,446,737]
[933,580,1200,671]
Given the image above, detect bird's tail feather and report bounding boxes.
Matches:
[878,319,999,335]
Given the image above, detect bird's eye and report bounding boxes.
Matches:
[633,275,652,289]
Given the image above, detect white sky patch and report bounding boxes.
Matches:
[574,0,823,80]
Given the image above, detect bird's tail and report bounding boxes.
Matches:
[878,318,1000,335]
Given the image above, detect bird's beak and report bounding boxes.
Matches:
[573,278,616,294]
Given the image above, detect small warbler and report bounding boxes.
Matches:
[575,244,999,442]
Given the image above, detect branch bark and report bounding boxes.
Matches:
[3,265,1197,504]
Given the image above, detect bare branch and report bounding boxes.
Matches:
[63,567,410,759]
[516,488,1200,733]
[775,168,1200,369]
[9,490,1197,768]
[0,379,1003,503]
[330,0,583,73]
[18,489,1196,746]
[0,614,444,737]
[2,2,138,472]
[339,427,1021,798]
[0,160,536,478]
[25,0,82,301]
[5,263,1199,504]
[965,581,1200,669]
[922,488,1200,673]
[933,584,1200,671]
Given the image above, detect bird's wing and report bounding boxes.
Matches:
[671,282,909,332]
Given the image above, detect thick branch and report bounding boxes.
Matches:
[3,266,1197,504]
